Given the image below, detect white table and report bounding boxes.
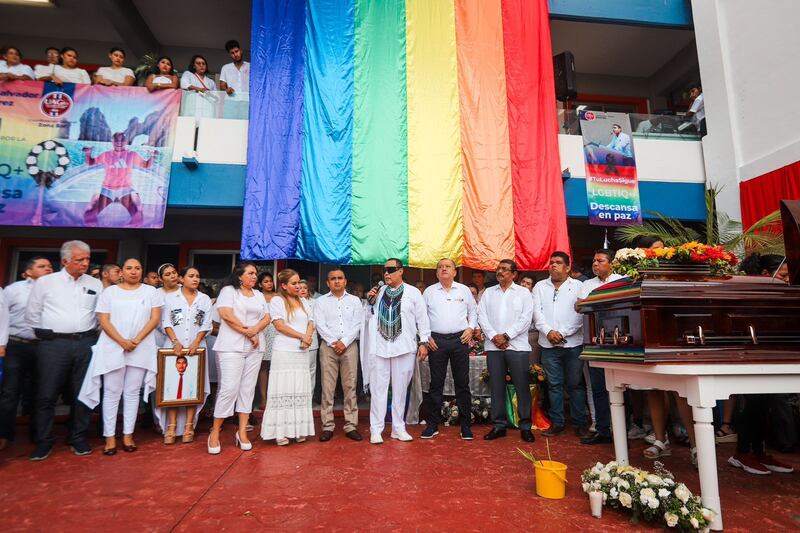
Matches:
[592,361,800,531]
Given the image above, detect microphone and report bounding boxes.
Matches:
[367,281,384,305]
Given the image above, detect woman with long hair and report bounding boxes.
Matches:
[260,269,315,445]
[256,270,277,411]
[145,55,179,92]
[78,258,163,455]
[208,262,270,454]
[156,266,213,444]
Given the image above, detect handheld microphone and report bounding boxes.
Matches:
[367,281,384,305]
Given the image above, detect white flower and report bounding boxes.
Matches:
[664,512,679,527]
[609,487,618,499]
[646,474,664,486]
[640,488,656,500]
[647,498,659,510]
[690,517,700,529]
[701,508,715,521]
[582,483,590,493]
[599,471,611,482]
[618,492,632,508]
[663,478,675,486]
[602,492,607,503]
[614,248,646,262]
[674,483,692,503]
[617,479,630,490]
[680,506,689,516]
[658,488,671,498]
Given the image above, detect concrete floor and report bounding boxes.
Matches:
[0,416,798,532]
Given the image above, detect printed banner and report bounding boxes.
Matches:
[0,81,180,228]
[579,110,642,226]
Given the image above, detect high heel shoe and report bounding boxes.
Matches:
[182,423,195,444]
[207,434,221,455]
[164,424,177,445]
[235,432,253,451]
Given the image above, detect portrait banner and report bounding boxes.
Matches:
[579,110,642,226]
[0,80,180,228]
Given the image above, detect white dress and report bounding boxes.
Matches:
[260,297,315,441]
[154,289,213,435]
[78,284,163,408]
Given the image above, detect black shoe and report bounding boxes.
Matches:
[483,428,507,441]
[581,432,613,445]
[29,444,53,461]
[70,440,92,456]
[319,430,333,442]
[460,426,474,441]
[541,425,565,437]
[421,425,439,439]
[574,426,592,439]
[521,430,535,443]
[345,430,363,442]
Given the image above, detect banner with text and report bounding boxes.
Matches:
[579,110,642,226]
[0,81,180,228]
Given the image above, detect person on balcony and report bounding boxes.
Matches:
[93,47,135,87]
[33,46,60,80]
[180,55,216,93]
[145,56,178,92]
[685,82,706,137]
[219,39,250,96]
[47,47,91,85]
[0,46,34,81]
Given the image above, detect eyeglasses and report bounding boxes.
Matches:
[495,266,513,273]
[384,266,400,274]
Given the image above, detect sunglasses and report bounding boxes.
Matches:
[384,266,401,274]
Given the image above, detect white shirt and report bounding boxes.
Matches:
[423,281,477,334]
[371,283,430,358]
[0,289,8,347]
[532,277,584,348]
[95,66,134,84]
[26,269,103,334]
[5,279,36,340]
[314,291,362,348]
[213,286,268,353]
[161,289,213,347]
[53,65,91,84]
[0,62,34,79]
[34,63,56,80]
[270,296,313,352]
[478,283,534,352]
[219,61,250,93]
[579,273,624,300]
[689,93,705,127]
[180,71,217,91]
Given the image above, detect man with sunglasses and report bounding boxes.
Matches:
[477,259,535,442]
[364,259,430,444]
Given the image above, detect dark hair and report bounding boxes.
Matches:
[437,258,457,269]
[687,81,702,91]
[89,263,101,272]
[550,251,571,266]
[472,270,486,277]
[633,235,665,249]
[594,249,614,262]
[109,47,125,57]
[612,123,622,129]
[25,255,49,271]
[153,55,174,75]
[222,261,257,289]
[386,258,403,269]
[225,39,241,52]
[175,355,188,364]
[3,46,20,58]
[499,259,518,272]
[157,263,177,278]
[742,253,785,276]
[188,54,208,74]
[179,265,200,277]
[45,46,59,54]
[257,270,274,287]
[60,47,77,56]
[101,263,120,274]
[326,268,345,279]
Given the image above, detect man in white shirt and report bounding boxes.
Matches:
[0,257,53,450]
[605,124,632,157]
[364,258,430,444]
[478,259,535,443]
[26,240,103,461]
[219,39,250,95]
[100,263,121,289]
[33,46,59,80]
[577,249,623,446]
[422,258,478,440]
[532,252,588,439]
[315,269,363,442]
[686,82,706,136]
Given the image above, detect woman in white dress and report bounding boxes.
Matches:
[208,262,271,454]
[157,266,213,444]
[154,263,180,353]
[78,258,163,455]
[93,46,135,86]
[145,56,179,92]
[180,55,217,93]
[298,279,319,395]
[261,269,315,446]
[256,270,277,411]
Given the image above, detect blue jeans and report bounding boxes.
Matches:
[588,365,611,436]
[540,346,586,428]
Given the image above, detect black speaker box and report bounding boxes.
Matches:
[553,51,577,101]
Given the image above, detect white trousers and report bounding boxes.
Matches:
[369,351,416,434]
[308,348,318,392]
[102,365,147,437]
[214,350,261,419]
[583,362,597,427]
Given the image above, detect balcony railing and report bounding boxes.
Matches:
[557,109,701,141]
[179,90,249,120]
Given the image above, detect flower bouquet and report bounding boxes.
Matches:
[581,461,715,531]
[468,329,486,357]
[612,242,738,280]
[441,398,492,425]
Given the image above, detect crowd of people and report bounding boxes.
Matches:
[0,39,249,95]
[0,239,794,478]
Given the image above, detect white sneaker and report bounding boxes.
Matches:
[627,424,648,440]
[390,430,413,442]
[370,433,384,445]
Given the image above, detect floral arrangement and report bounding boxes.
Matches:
[479,364,546,385]
[441,397,491,425]
[612,242,739,279]
[468,329,486,357]
[581,461,715,531]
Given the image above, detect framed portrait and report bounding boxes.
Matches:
[156,348,206,407]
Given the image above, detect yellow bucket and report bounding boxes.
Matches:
[533,460,568,499]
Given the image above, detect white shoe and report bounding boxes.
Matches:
[370,433,384,445]
[390,430,413,442]
[235,432,252,451]
[207,435,221,455]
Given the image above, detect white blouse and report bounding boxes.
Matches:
[180,71,217,91]
[162,289,213,347]
[213,286,268,353]
[94,284,164,368]
[95,66,134,84]
[53,65,91,84]
[270,296,313,353]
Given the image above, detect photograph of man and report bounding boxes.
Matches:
[163,354,199,402]
[605,123,632,157]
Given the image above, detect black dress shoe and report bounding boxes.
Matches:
[520,430,535,442]
[345,430,363,442]
[581,432,613,445]
[483,428,507,441]
[319,430,333,442]
[541,425,565,437]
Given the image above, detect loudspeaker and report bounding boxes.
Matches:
[553,51,577,101]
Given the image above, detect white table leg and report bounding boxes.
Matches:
[692,405,723,531]
[608,385,629,466]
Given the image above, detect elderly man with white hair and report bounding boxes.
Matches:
[26,240,102,461]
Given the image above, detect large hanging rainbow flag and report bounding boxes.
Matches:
[242,0,569,270]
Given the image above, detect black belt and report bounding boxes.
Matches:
[432,331,465,340]
[9,335,38,344]
[49,330,97,341]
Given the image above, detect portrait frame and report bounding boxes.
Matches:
[156,348,206,407]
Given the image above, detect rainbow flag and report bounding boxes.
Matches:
[242,0,569,270]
